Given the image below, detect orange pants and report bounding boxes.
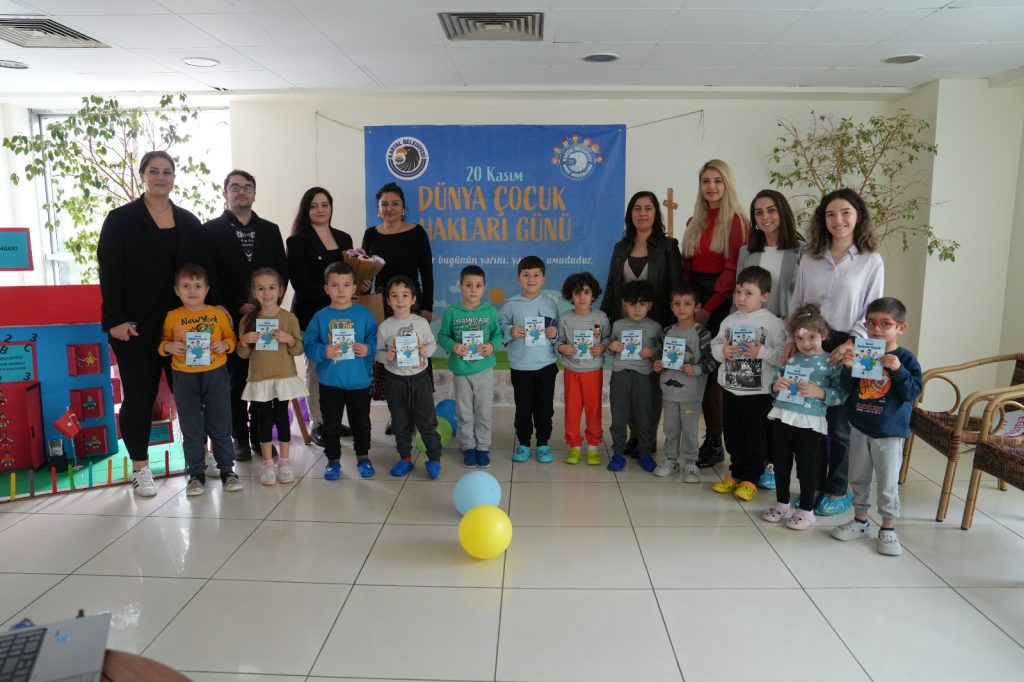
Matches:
[563,368,603,447]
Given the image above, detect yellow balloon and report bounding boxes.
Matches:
[458,505,513,560]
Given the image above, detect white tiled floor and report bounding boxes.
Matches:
[3,405,1024,681]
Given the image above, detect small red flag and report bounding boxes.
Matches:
[52,407,81,438]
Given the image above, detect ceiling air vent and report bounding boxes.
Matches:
[0,17,108,48]
[438,12,543,41]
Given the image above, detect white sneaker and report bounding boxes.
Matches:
[277,460,295,484]
[260,461,277,486]
[831,518,870,541]
[653,460,679,477]
[204,451,220,478]
[684,465,701,484]
[877,530,903,556]
[131,466,157,497]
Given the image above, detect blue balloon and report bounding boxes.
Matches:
[453,471,502,515]
[436,399,458,437]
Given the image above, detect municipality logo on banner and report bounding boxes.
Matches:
[552,133,604,180]
[386,136,429,180]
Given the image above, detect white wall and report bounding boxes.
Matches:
[917,80,1024,399]
[1001,115,1024,383]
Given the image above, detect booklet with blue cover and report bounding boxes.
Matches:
[852,337,886,379]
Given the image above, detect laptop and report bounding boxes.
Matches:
[0,613,110,682]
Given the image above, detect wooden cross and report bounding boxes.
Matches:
[663,188,679,239]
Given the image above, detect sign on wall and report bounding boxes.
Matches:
[0,228,33,271]
[364,124,625,313]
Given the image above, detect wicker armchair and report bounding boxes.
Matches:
[900,353,1024,522]
[960,388,1024,529]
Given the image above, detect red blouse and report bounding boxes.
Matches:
[683,208,746,315]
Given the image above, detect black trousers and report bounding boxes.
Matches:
[110,334,171,462]
[773,421,822,511]
[319,384,371,460]
[227,353,258,446]
[819,332,852,497]
[253,399,290,445]
[510,363,558,446]
[385,371,442,460]
[721,391,773,483]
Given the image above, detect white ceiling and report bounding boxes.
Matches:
[0,0,1023,94]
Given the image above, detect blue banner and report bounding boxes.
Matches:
[364,125,625,315]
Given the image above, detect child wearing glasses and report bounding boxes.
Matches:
[832,297,922,556]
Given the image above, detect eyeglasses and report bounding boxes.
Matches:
[227,184,256,193]
[864,319,899,331]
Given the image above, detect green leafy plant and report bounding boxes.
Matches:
[769,109,957,261]
[3,93,221,281]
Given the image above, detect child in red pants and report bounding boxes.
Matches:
[556,272,610,465]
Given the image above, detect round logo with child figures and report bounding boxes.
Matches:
[552,133,603,180]
[386,136,429,180]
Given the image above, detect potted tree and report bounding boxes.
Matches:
[4,93,220,281]
[769,109,957,261]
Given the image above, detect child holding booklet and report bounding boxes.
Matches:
[832,297,922,555]
[236,267,307,486]
[556,272,610,465]
[652,283,717,482]
[304,261,377,480]
[159,262,241,496]
[438,265,503,468]
[376,274,444,479]
[607,279,663,472]
[710,266,787,502]
[762,305,845,529]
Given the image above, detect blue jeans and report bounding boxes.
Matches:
[173,367,234,477]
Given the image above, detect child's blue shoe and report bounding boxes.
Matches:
[637,454,657,472]
[390,458,413,477]
[816,493,852,516]
[512,444,531,462]
[463,449,478,468]
[757,469,776,490]
[425,459,441,480]
[535,445,553,463]
[323,462,341,480]
[357,459,376,479]
[608,454,626,472]
[476,450,491,468]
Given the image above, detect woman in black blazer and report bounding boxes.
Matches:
[97,150,210,496]
[600,191,682,458]
[600,190,681,327]
[285,187,353,443]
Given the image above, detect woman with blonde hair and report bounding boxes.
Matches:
[682,159,749,468]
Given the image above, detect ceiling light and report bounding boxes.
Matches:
[582,53,620,63]
[0,59,29,69]
[883,54,923,65]
[182,56,220,68]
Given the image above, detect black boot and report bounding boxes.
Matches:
[310,424,325,448]
[696,433,724,468]
[623,437,639,458]
[338,423,353,437]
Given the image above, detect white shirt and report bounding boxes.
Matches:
[791,245,884,339]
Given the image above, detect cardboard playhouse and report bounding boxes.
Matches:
[0,285,177,500]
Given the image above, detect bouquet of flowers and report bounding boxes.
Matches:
[342,248,385,291]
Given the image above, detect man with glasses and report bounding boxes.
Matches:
[206,170,288,461]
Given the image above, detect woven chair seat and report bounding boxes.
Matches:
[911,410,1024,457]
[973,442,1024,493]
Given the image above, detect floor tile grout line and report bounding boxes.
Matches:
[613,466,687,682]
[492,435,517,682]
[740,498,876,682]
[302,441,418,679]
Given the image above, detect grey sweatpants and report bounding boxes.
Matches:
[610,369,654,455]
[173,366,235,477]
[662,399,701,466]
[454,368,494,452]
[849,425,903,524]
